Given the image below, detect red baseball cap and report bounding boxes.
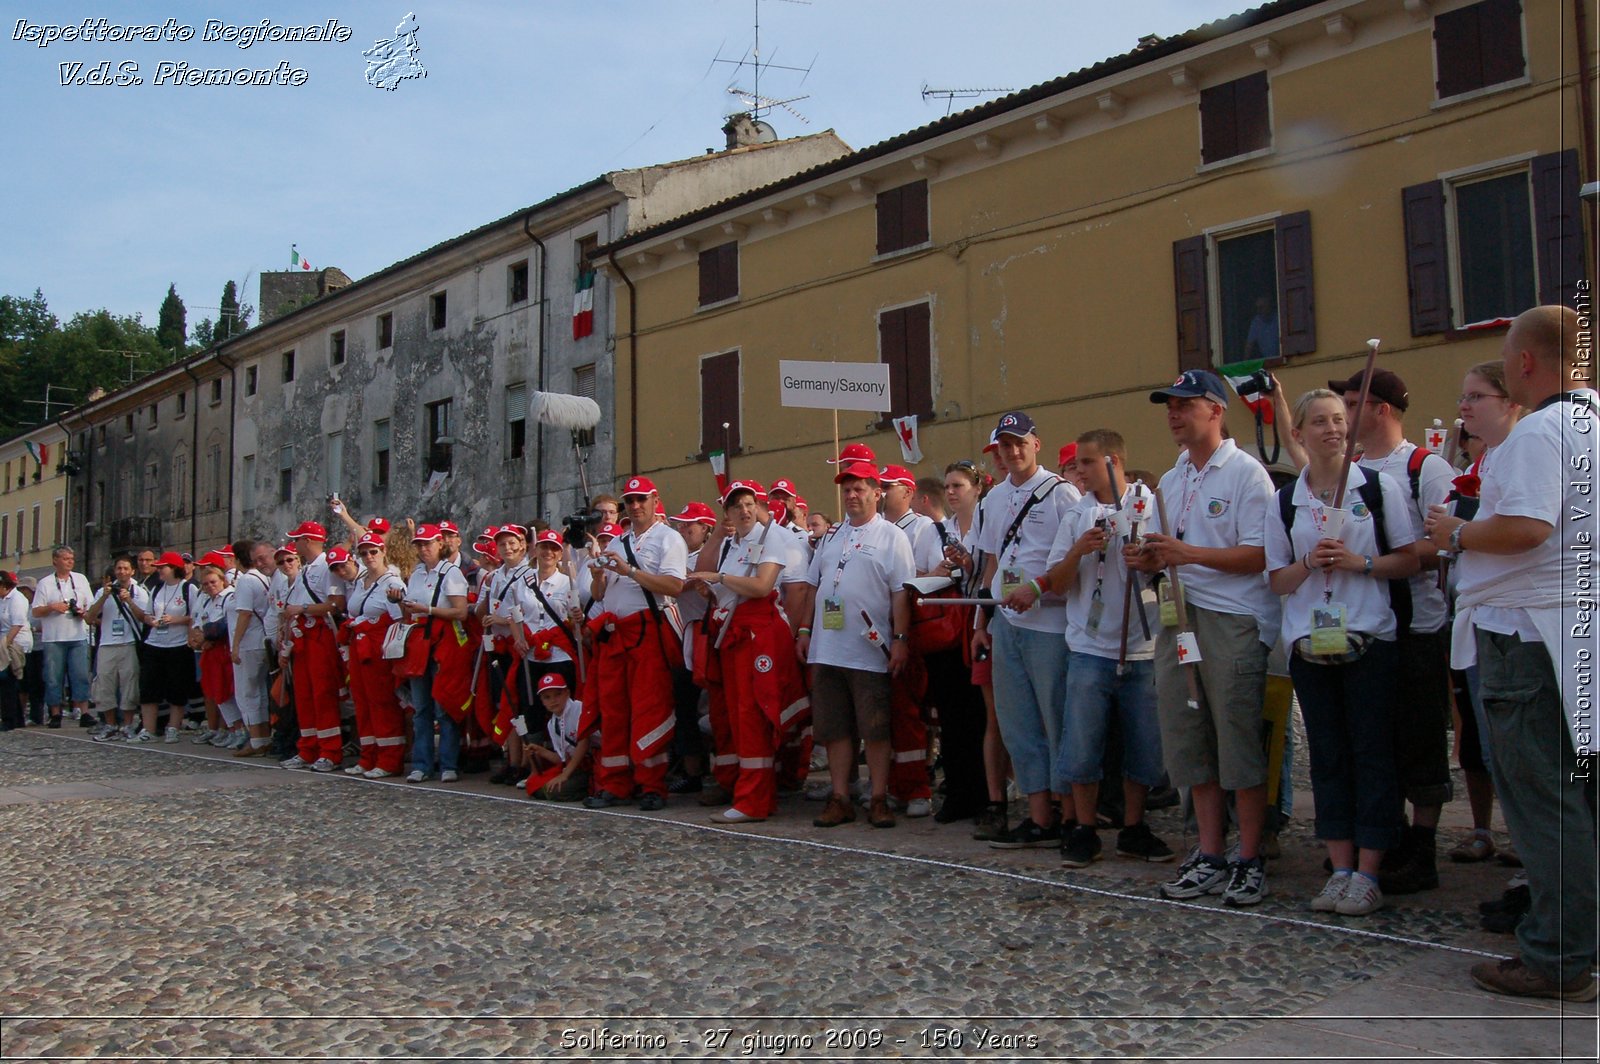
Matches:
[1058,443,1078,469]
[366,517,392,535]
[218,545,235,559]
[496,524,528,541]
[356,532,385,551]
[325,547,353,567]
[722,480,767,506]
[438,520,461,536]
[828,442,876,465]
[536,672,569,693]
[793,495,808,510]
[620,476,657,498]
[473,540,500,559]
[982,430,1000,455]
[287,520,327,541]
[834,461,881,485]
[198,550,227,569]
[768,478,799,498]
[274,543,296,559]
[670,502,717,526]
[412,523,443,543]
[534,529,563,547]
[156,551,186,570]
[879,465,915,488]
[597,522,623,539]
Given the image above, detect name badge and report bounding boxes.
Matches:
[483,633,496,651]
[111,619,126,639]
[1085,595,1104,634]
[823,597,845,631]
[1310,603,1350,656]
[1158,581,1179,627]
[1000,566,1023,598]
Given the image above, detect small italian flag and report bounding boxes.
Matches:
[708,449,728,498]
[1218,359,1274,424]
[572,269,595,339]
[24,441,48,467]
[291,245,312,271]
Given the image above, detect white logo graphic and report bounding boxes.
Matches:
[363,12,425,91]
[754,655,773,673]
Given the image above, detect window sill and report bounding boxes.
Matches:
[872,241,932,264]
[1432,76,1531,111]
[1196,146,1274,174]
[695,296,740,314]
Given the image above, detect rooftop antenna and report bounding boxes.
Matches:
[920,83,1015,115]
[712,0,816,125]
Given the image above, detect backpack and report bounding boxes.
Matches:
[1278,466,1412,633]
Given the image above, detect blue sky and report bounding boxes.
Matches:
[2,1,1246,326]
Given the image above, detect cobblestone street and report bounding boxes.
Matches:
[0,729,1593,1062]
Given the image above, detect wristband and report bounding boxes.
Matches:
[1449,524,1465,554]
[1303,553,1314,571]
[1029,578,1044,597]
[797,627,811,636]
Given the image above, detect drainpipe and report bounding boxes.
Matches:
[214,346,237,545]
[1573,0,1598,256]
[606,245,639,474]
[522,212,549,519]
[180,361,201,556]
[54,414,82,572]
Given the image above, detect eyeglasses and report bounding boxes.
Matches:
[1458,392,1508,405]
[357,548,381,557]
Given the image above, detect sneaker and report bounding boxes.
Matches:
[583,790,623,809]
[1160,851,1230,899]
[131,729,158,743]
[1060,825,1103,868]
[91,726,119,743]
[191,729,216,745]
[971,805,1009,842]
[667,775,703,795]
[1310,871,1352,912]
[280,756,310,770]
[229,731,249,750]
[1222,858,1269,907]
[310,758,338,773]
[364,767,394,779]
[46,715,63,729]
[78,713,99,729]
[404,769,426,783]
[989,818,1061,850]
[1115,822,1175,863]
[209,732,234,748]
[163,727,180,744]
[904,797,932,818]
[1471,957,1599,1003]
[122,725,138,740]
[343,764,366,775]
[1335,873,1383,915]
[440,770,458,783]
[637,792,665,812]
[812,794,856,828]
[709,808,764,824]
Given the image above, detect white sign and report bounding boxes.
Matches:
[779,360,892,413]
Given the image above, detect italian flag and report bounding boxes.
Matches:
[291,245,312,271]
[708,449,728,498]
[572,269,595,339]
[24,441,48,467]
[1218,359,1274,424]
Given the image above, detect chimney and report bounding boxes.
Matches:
[722,112,762,149]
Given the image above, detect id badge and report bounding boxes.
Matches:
[823,597,845,631]
[511,716,528,737]
[1157,581,1179,627]
[745,541,764,566]
[1108,509,1133,538]
[111,619,126,639]
[1310,603,1350,655]
[1001,566,1023,598]
[1085,594,1104,634]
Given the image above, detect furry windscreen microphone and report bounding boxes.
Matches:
[529,391,601,431]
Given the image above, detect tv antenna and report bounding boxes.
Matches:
[712,0,816,125]
[921,83,1015,115]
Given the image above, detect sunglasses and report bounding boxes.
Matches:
[357,548,382,557]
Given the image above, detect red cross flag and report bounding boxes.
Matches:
[891,415,923,465]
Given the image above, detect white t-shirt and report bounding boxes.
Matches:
[547,697,585,763]
[145,580,195,649]
[1264,466,1417,644]
[805,514,915,673]
[713,521,803,611]
[405,559,469,611]
[287,555,345,631]
[32,571,94,643]
[976,468,1081,634]
[678,547,709,625]
[483,562,530,638]
[942,511,985,596]
[3,587,35,653]
[95,581,151,647]
[1050,490,1157,661]
[195,588,235,641]
[775,524,812,586]
[600,519,688,618]
[515,568,574,665]
[346,571,405,624]
[1155,438,1278,630]
[232,570,272,652]
[1359,439,1453,634]
[890,510,944,575]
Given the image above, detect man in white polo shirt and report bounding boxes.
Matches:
[975,411,1082,849]
[84,554,149,740]
[1427,304,1597,1004]
[31,546,95,728]
[1131,369,1277,907]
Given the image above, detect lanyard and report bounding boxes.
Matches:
[156,582,184,617]
[830,524,867,597]
[1175,463,1212,540]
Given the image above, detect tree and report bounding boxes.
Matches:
[155,283,186,358]
[217,280,250,340]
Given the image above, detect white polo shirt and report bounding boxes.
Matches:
[232,570,272,652]
[600,519,687,618]
[713,521,803,611]
[547,697,585,763]
[32,571,94,643]
[1155,438,1278,628]
[287,555,345,631]
[1358,439,1453,634]
[345,571,405,624]
[976,467,1080,634]
[95,581,151,647]
[145,580,194,649]
[515,568,574,665]
[1050,489,1156,661]
[805,514,915,673]
[775,524,812,586]
[2,588,32,653]
[890,510,944,575]
[265,569,292,645]
[194,587,235,641]
[405,559,469,611]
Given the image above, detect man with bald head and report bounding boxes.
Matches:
[1427,303,1597,1003]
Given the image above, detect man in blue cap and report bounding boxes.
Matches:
[1128,369,1278,906]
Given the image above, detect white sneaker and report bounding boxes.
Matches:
[209,732,233,748]
[1311,871,1351,912]
[164,727,180,744]
[191,729,215,745]
[1335,874,1384,916]
[905,798,932,818]
[364,767,394,779]
[280,755,310,770]
[343,764,366,775]
[440,770,458,783]
[131,729,157,743]
[310,758,338,773]
[405,769,426,783]
[122,725,138,740]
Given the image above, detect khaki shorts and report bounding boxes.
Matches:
[809,663,892,745]
[1154,604,1268,791]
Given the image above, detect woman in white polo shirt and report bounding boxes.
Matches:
[129,551,197,743]
[1266,389,1419,917]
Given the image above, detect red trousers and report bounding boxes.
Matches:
[594,611,679,798]
[291,623,344,763]
[714,599,809,818]
[889,655,931,802]
[347,642,406,774]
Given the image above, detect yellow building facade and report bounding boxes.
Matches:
[601,0,1595,507]
[0,425,72,579]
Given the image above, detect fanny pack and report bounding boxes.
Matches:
[1292,631,1373,666]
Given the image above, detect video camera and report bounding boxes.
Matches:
[561,509,604,549]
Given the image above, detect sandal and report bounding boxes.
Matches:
[1449,832,1495,863]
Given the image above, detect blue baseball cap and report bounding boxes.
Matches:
[993,411,1038,439]
[1150,369,1229,408]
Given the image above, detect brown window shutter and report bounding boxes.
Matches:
[720,243,740,301]
[698,247,718,306]
[700,351,740,453]
[1478,0,1526,89]
[1434,4,1482,99]
[1173,236,1211,370]
[1402,181,1452,335]
[1275,211,1316,356]
[901,180,929,248]
[1199,82,1236,165]
[1234,73,1271,155]
[1532,149,1586,309]
[876,186,903,256]
[904,302,933,417]
[879,306,909,415]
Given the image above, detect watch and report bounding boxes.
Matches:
[1449,524,1465,553]
[1362,555,1374,575]
[892,632,909,643]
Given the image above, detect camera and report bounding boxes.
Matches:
[562,508,604,549]
[1234,370,1276,400]
[67,600,85,619]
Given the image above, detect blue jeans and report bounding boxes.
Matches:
[989,616,1068,796]
[1058,653,1163,789]
[42,640,90,709]
[409,663,459,776]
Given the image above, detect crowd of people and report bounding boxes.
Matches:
[0,304,1592,1002]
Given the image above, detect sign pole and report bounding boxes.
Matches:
[833,407,842,517]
